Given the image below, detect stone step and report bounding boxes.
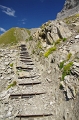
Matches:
[16,62,34,68]
[18,81,41,86]
[16,77,41,83]
[9,92,46,99]
[8,95,53,115]
[9,84,46,94]
[14,115,53,120]
[16,66,33,71]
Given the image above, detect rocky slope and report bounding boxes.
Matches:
[26,13,79,120]
[0,6,79,120]
[57,0,79,19]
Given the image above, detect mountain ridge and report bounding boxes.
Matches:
[57,0,79,19]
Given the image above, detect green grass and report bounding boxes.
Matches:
[44,46,56,57]
[7,81,17,89]
[59,61,64,70]
[0,28,19,45]
[62,38,67,42]
[29,36,33,40]
[61,62,73,80]
[67,53,72,61]
[75,14,79,17]
[55,39,61,45]
[10,63,13,67]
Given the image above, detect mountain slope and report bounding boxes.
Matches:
[57,0,79,19]
[0,27,34,46]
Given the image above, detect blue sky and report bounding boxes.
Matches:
[0,0,65,34]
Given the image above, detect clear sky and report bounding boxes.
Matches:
[0,0,65,34]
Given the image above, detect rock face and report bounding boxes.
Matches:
[57,0,79,19]
[33,20,72,44]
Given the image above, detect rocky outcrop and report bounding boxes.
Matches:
[57,0,79,19]
[33,20,72,44]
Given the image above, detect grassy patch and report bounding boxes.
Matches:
[59,61,64,70]
[67,53,72,61]
[0,28,18,45]
[61,62,73,80]
[29,36,33,40]
[55,39,61,45]
[7,81,17,89]
[10,63,13,67]
[62,38,67,42]
[75,14,79,17]
[44,46,56,57]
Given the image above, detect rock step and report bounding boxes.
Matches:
[17,71,38,78]
[16,77,41,83]
[15,114,53,120]
[9,85,45,94]
[20,60,33,63]
[9,92,46,99]
[20,57,31,59]
[16,63,34,68]
[16,66,33,71]
[18,82,41,86]
[14,116,53,120]
[8,96,53,115]
[18,76,37,79]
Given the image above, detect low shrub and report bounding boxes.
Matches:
[44,46,56,57]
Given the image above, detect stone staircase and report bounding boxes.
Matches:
[6,43,54,120]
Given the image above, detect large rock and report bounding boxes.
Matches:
[33,20,72,44]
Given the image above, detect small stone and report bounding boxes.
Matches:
[0,115,3,118]
[66,87,73,99]
[50,101,53,105]
[46,78,52,83]
[1,76,4,79]
[48,70,51,74]
[75,35,79,39]
[6,111,11,118]
[73,62,79,67]
[42,42,47,48]
[4,62,9,66]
